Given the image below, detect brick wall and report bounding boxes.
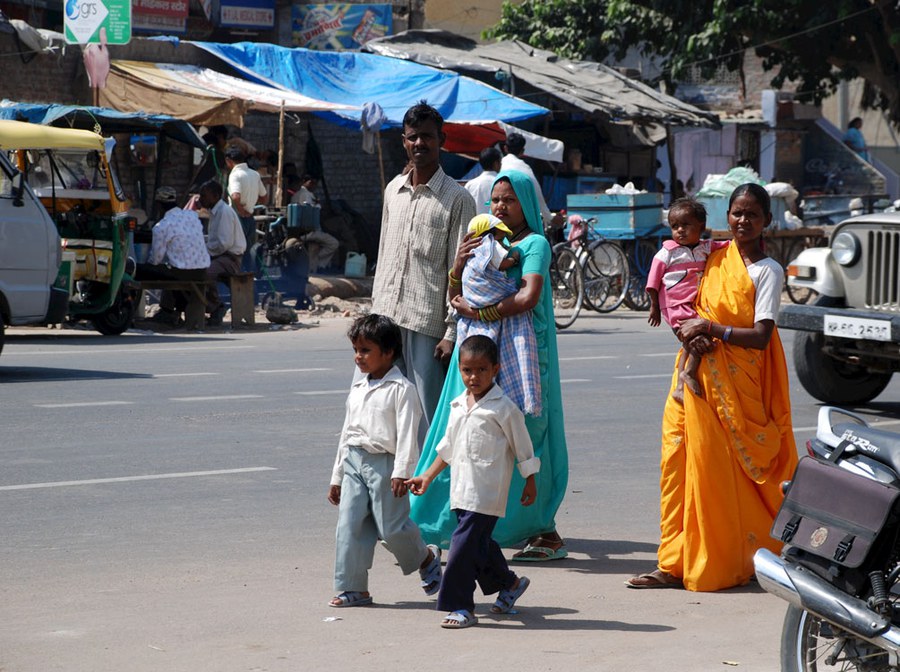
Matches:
[0,33,406,253]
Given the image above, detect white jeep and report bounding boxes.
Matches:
[780,212,900,404]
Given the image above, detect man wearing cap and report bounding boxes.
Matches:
[137,187,210,325]
[225,147,267,272]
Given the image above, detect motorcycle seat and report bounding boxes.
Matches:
[833,422,900,473]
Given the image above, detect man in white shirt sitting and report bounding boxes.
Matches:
[464,147,502,215]
[199,180,246,325]
[290,174,340,273]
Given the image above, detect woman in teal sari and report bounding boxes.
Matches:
[410,169,569,560]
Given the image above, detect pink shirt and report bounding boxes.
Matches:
[646,239,728,327]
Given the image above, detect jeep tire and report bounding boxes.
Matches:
[793,330,892,405]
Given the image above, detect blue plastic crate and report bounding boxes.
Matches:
[697,195,788,230]
[566,193,664,239]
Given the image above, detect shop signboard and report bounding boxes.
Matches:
[220,0,275,29]
[64,0,131,44]
[133,0,189,34]
[292,4,392,50]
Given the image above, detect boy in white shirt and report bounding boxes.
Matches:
[407,335,540,628]
[327,314,441,607]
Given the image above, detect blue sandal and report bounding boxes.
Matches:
[329,591,373,608]
[419,544,442,596]
[491,576,530,614]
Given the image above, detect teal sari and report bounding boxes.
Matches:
[409,169,569,548]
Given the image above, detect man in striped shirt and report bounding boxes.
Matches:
[371,102,476,422]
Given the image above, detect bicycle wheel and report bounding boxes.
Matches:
[583,241,629,313]
[623,239,657,311]
[550,248,584,329]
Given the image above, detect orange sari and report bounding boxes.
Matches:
[657,242,798,591]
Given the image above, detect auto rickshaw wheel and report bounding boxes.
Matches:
[91,291,137,336]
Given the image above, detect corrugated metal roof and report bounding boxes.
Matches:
[364,30,719,130]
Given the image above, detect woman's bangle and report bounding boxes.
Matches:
[706,319,713,334]
[723,326,733,342]
[478,304,501,322]
[448,269,461,287]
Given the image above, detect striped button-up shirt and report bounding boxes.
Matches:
[372,168,475,341]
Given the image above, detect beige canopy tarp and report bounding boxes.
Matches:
[102,60,356,127]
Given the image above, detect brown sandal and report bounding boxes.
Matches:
[625,569,683,589]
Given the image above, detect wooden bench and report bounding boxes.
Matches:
[139,272,256,329]
[228,272,255,327]
[138,278,209,330]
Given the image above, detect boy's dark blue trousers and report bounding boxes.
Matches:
[437,508,517,613]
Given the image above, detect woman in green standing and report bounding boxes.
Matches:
[410,169,569,560]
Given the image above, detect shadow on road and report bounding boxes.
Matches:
[384,601,676,632]
[0,366,153,383]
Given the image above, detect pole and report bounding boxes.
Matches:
[276,101,285,208]
[376,131,386,194]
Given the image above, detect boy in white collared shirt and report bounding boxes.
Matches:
[327,314,441,608]
[407,335,540,629]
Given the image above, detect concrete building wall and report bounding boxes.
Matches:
[424,0,520,41]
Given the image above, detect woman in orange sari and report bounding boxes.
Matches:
[627,183,798,592]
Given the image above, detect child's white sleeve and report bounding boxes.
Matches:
[391,384,424,480]
[503,405,541,478]
[330,396,353,487]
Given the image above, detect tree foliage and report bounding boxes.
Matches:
[486,0,900,125]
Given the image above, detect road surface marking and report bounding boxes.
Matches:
[153,372,219,378]
[6,345,255,356]
[0,467,277,491]
[559,356,615,361]
[561,378,591,383]
[640,352,679,357]
[613,374,673,379]
[170,394,264,401]
[295,389,348,396]
[35,401,135,408]
[253,368,331,373]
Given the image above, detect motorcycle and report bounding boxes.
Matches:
[754,406,900,671]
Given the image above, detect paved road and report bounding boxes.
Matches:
[3,313,900,671]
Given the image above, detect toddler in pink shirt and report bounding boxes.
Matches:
[645,197,728,403]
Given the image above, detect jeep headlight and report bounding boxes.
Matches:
[831,231,861,266]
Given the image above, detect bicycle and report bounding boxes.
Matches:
[621,236,664,311]
[547,229,585,329]
[561,216,630,313]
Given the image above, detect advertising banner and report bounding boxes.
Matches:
[64,0,131,44]
[292,4,392,50]
[220,0,275,29]
[133,0,188,34]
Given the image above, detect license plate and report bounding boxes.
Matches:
[824,314,892,342]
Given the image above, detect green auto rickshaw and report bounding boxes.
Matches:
[0,120,139,335]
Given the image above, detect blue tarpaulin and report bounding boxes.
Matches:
[191,40,549,129]
[0,101,205,148]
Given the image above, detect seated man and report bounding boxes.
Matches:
[136,186,210,325]
[290,174,339,273]
[200,180,246,325]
